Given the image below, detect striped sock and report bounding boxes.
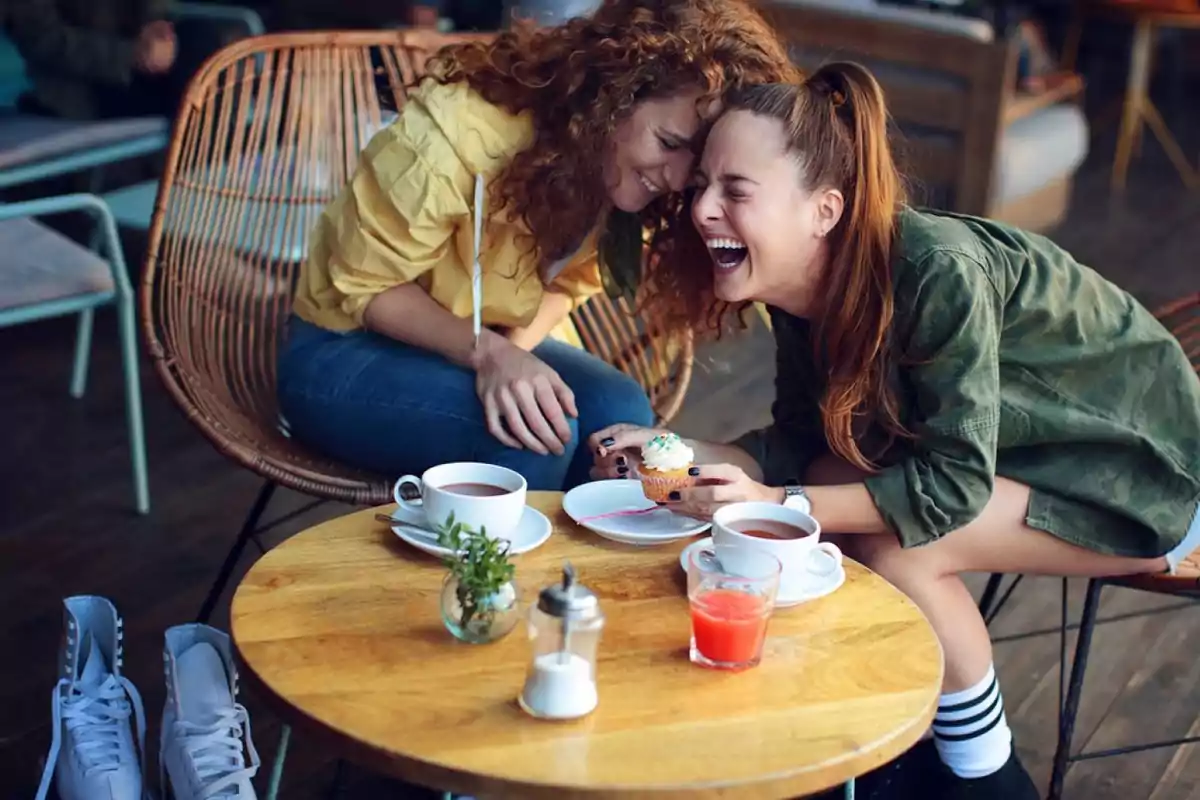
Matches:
[933,664,1013,779]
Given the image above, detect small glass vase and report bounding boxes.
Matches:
[440,573,520,644]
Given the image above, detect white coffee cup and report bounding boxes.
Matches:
[711,502,842,596]
[392,462,527,542]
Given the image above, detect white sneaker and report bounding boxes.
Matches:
[160,624,260,799]
[35,595,147,800]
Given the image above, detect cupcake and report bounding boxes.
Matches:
[638,432,695,502]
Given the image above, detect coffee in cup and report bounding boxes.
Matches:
[392,462,527,541]
[711,502,841,596]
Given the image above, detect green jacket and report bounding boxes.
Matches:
[740,207,1200,558]
[5,0,168,118]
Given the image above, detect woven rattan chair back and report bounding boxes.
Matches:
[140,30,694,505]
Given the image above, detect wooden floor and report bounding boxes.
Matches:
[4,101,1200,800]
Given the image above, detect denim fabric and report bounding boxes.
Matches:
[1166,502,1200,574]
[277,317,655,490]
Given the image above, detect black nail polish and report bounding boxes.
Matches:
[688,466,700,476]
[600,437,616,447]
[668,491,681,501]
[617,465,628,475]
[616,456,627,467]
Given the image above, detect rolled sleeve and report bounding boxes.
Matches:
[863,251,1003,548]
[321,127,462,324]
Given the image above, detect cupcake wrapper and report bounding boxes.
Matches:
[639,470,694,502]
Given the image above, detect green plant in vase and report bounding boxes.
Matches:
[435,513,520,643]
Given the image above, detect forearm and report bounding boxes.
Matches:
[362,282,504,369]
[506,290,575,351]
[806,483,890,535]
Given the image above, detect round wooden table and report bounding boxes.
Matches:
[231,493,943,799]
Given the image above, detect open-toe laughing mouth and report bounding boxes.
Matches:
[706,238,748,271]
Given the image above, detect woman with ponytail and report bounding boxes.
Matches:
[592,63,1200,798]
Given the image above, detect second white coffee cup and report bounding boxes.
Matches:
[392,462,527,541]
[711,501,842,596]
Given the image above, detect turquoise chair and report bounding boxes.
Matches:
[0,4,265,518]
[0,193,148,513]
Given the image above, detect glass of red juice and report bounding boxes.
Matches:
[687,547,781,670]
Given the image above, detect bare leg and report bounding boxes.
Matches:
[804,453,1166,790]
[805,453,1166,691]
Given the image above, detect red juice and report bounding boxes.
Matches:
[690,588,771,666]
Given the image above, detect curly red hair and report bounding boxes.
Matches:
[423,0,800,281]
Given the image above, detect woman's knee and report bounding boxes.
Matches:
[534,341,656,431]
[490,417,581,491]
[577,371,655,433]
[851,532,951,589]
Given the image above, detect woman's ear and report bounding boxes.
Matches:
[812,187,845,238]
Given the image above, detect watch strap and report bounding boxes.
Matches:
[782,481,811,514]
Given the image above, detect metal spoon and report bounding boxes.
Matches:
[375,514,440,542]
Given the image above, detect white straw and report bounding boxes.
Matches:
[472,174,484,350]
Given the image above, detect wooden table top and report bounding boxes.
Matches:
[231,493,943,799]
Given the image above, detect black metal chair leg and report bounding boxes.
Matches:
[979,573,1025,625]
[196,481,278,623]
[978,573,1005,619]
[986,574,1024,625]
[1049,578,1104,800]
[326,760,348,798]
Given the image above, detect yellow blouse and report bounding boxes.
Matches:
[292,80,604,345]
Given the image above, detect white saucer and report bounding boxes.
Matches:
[563,480,710,545]
[679,538,846,608]
[390,505,552,558]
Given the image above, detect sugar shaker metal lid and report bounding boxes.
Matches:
[537,562,599,619]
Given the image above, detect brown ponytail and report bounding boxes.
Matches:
[715,63,909,471]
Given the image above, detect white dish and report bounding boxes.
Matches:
[679,538,846,608]
[563,480,710,545]
[390,505,552,558]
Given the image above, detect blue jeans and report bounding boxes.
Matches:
[277,317,655,490]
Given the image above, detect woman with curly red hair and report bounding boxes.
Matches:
[278,0,797,489]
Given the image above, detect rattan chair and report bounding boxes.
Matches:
[975,293,1199,799]
[140,30,694,623]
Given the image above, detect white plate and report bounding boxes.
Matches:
[563,480,710,544]
[390,505,552,558]
[679,538,846,608]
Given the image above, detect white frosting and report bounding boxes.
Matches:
[641,433,694,472]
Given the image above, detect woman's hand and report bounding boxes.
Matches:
[587,424,667,480]
[665,464,783,519]
[474,337,577,455]
[135,20,177,74]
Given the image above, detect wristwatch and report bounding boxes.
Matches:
[781,480,812,515]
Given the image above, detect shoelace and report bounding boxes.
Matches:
[173,703,261,798]
[34,674,147,800]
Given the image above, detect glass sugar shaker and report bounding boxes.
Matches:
[518,562,605,720]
